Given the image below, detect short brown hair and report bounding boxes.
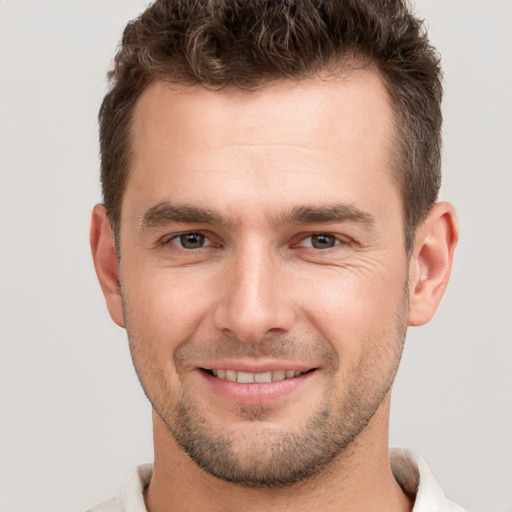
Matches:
[99,0,443,251]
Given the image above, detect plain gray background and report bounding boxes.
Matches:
[1,1,511,511]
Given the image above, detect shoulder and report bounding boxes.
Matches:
[85,463,153,512]
[390,447,471,512]
[86,497,123,512]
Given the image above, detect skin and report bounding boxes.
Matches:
[91,68,458,512]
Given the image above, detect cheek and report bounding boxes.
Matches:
[296,263,407,354]
[122,265,219,345]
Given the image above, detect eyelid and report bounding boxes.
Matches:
[293,232,351,248]
[159,230,216,249]
[156,230,351,251]
[176,233,211,248]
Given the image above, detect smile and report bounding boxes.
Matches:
[209,369,307,383]
[199,367,318,404]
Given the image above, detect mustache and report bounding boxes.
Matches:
[174,333,339,369]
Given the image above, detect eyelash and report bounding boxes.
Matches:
[161,232,350,251]
[164,232,215,250]
[293,233,349,250]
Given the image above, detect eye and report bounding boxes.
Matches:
[169,232,212,249]
[298,233,343,250]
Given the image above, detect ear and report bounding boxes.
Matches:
[90,204,125,328]
[408,202,459,326]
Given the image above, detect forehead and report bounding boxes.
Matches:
[125,70,399,223]
[132,70,394,153]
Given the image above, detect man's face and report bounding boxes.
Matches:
[118,71,410,485]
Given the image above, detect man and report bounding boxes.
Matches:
[89,0,463,510]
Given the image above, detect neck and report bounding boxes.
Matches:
[145,394,413,512]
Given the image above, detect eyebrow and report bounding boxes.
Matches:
[140,203,230,229]
[140,201,375,230]
[279,204,375,227]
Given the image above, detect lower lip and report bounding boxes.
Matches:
[199,370,315,405]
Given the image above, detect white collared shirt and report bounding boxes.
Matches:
[87,448,469,511]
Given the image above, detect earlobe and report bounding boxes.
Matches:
[90,204,125,328]
[408,202,459,326]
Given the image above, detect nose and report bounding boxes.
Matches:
[213,246,296,342]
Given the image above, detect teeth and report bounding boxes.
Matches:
[272,370,286,381]
[211,369,305,383]
[237,371,254,383]
[225,370,237,382]
[255,371,272,383]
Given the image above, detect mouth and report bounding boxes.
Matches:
[202,368,316,383]
[198,366,318,404]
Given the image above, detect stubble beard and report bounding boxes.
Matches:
[123,287,409,488]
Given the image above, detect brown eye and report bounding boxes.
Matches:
[172,233,209,249]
